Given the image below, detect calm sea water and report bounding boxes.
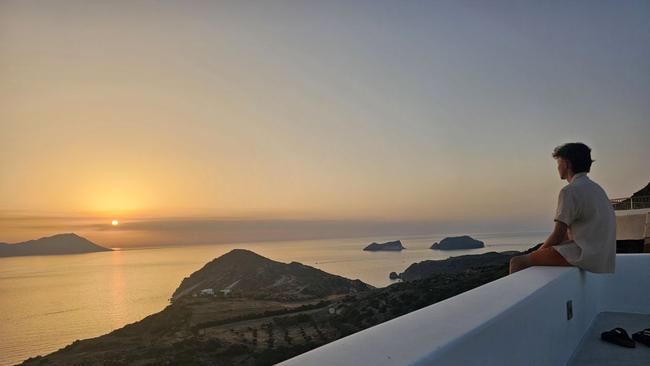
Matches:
[0,231,547,366]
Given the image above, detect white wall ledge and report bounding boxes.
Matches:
[279,255,650,366]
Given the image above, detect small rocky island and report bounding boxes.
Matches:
[430,235,485,250]
[363,240,405,251]
[0,233,112,257]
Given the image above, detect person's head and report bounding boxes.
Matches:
[552,142,594,180]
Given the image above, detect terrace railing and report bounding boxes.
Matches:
[611,195,650,210]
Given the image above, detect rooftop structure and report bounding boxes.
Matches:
[220,289,231,296]
[611,195,650,211]
[615,209,649,253]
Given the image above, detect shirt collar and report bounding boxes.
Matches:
[571,172,587,182]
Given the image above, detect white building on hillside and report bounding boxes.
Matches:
[199,288,215,296]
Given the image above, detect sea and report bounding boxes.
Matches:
[0,231,547,366]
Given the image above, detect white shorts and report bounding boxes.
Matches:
[553,240,582,265]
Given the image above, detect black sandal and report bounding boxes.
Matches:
[632,329,650,347]
[601,328,636,348]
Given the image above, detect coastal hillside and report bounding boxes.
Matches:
[401,251,517,281]
[613,181,650,210]
[401,244,542,281]
[20,246,537,366]
[0,233,112,257]
[172,249,373,301]
[631,182,650,197]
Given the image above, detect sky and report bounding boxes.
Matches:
[1,0,649,247]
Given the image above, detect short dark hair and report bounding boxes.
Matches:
[552,142,594,173]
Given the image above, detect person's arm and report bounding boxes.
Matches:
[543,187,575,250]
[557,225,570,242]
[540,221,569,249]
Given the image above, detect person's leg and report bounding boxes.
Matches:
[509,246,572,274]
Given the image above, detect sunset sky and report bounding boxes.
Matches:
[1,1,648,247]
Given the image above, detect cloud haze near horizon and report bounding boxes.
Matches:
[0,213,553,247]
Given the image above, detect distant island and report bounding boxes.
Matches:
[363,240,405,251]
[20,245,539,365]
[0,233,112,257]
[430,235,485,250]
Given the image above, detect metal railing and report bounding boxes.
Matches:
[611,195,650,210]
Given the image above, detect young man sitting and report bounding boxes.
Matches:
[509,143,616,274]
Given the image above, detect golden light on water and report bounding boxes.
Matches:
[111,220,119,226]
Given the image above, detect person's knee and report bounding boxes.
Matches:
[509,254,530,274]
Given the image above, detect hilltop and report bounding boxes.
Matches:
[612,181,650,210]
[0,233,112,257]
[172,249,372,301]
[631,182,650,197]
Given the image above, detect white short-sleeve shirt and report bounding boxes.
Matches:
[552,172,616,273]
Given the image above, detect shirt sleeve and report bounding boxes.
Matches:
[554,188,576,226]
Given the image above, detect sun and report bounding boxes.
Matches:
[111,219,119,226]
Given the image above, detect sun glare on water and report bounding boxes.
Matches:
[111,219,119,226]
